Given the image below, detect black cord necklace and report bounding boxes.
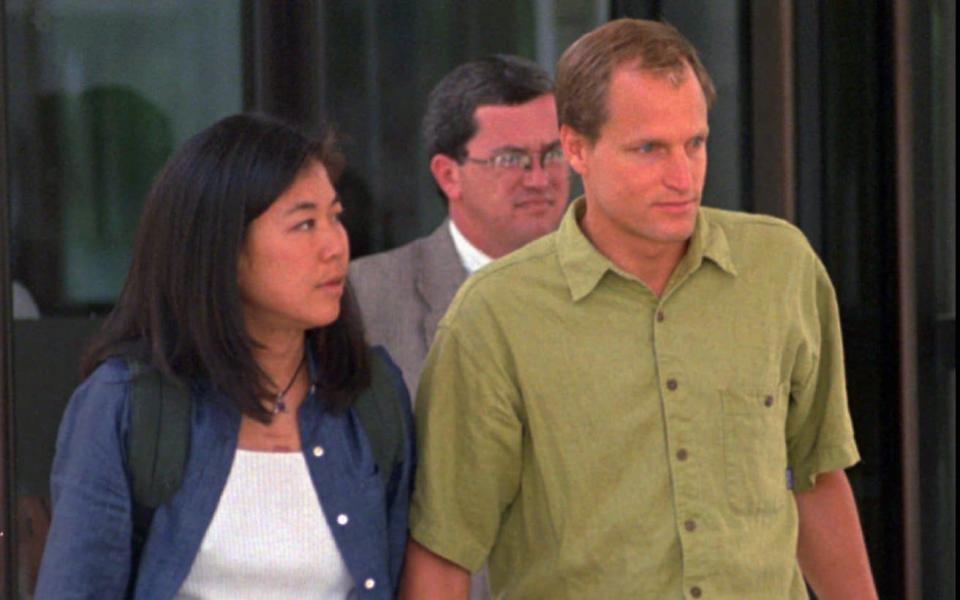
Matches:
[272,354,306,415]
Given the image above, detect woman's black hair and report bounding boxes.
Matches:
[82,112,369,422]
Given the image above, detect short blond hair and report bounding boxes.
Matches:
[556,18,716,141]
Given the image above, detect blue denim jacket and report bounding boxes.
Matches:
[36,350,414,600]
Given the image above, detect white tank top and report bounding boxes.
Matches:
[174,449,355,599]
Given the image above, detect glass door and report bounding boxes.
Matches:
[2,2,245,596]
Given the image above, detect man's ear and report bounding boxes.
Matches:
[430,154,462,204]
[560,125,589,177]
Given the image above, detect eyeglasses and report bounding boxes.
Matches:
[465,147,566,171]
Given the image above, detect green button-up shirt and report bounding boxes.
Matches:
[411,199,860,599]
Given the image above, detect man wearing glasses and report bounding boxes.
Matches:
[350,56,567,600]
[350,55,569,398]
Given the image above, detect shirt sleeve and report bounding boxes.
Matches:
[35,361,135,599]
[409,313,523,572]
[786,256,861,492]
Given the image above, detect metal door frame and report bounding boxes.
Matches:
[1,0,16,593]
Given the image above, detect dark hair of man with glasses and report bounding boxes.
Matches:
[422,55,554,195]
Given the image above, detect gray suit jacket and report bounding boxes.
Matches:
[352,222,492,599]
[349,221,468,399]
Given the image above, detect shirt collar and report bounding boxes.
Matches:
[449,220,494,274]
[676,206,739,281]
[556,198,611,301]
[557,198,738,302]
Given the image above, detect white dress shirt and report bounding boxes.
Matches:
[449,220,493,274]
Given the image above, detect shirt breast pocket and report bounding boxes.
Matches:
[721,384,789,515]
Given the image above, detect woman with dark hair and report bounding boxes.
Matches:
[35,113,413,599]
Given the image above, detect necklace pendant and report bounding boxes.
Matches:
[271,354,304,415]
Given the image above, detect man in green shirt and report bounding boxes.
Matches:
[401,19,877,599]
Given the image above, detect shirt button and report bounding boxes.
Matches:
[764,395,775,407]
[676,448,689,461]
[363,578,376,589]
[684,519,697,532]
[656,310,665,322]
[690,586,703,598]
[336,514,349,526]
[666,379,678,391]
[312,446,325,457]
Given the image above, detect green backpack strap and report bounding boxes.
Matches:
[125,358,191,572]
[126,359,192,510]
[352,347,406,489]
